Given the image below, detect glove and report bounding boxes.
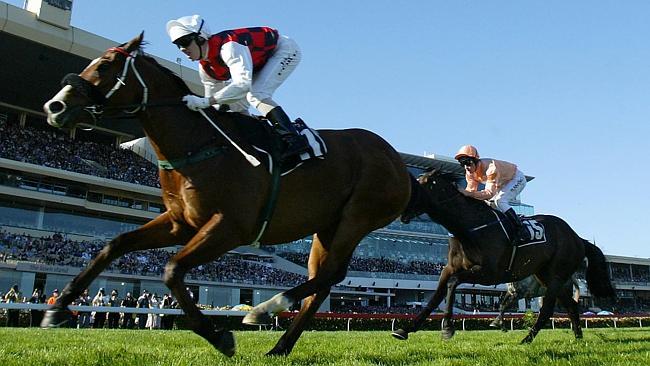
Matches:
[182,95,211,111]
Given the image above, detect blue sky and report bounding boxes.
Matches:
[7,1,650,257]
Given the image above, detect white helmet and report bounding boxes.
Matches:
[166,15,211,43]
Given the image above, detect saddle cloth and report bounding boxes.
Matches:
[516,217,547,246]
[252,118,328,175]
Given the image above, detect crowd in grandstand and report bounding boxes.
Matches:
[277,252,446,276]
[0,120,159,187]
[0,230,307,287]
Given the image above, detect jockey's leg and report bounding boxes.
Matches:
[247,36,308,158]
[41,212,192,328]
[265,105,309,157]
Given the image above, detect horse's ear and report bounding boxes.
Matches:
[124,32,144,53]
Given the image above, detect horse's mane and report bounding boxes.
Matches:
[142,54,193,94]
[126,42,192,95]
[427,170,497,215]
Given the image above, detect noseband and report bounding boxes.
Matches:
[61,47,149,125]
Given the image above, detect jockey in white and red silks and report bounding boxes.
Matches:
[166,14,308,157]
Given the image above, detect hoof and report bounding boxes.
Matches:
[211,329,236,357]
[501,328,509,333]
[575,332,583,340]
[489,319,502,328]
[266,347,291,357]
[216,329,236,357]
[520,334,534,344]
[242,311,273,326]
[441,327,456,340]
[40,308,72,328]
[391,329,409,340]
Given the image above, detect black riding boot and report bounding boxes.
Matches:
[266,107,309,158]
[505,208,526,244]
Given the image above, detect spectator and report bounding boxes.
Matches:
[3,284,22,327]
[92,288,107,328]
[160,293,174,330]
[120,292,136,329]
[76,289,91,328]
[46,289,59,305]
[146,293,161,330]
[136,290,150,329]
[27,287,46,327]
[107,289,121,329]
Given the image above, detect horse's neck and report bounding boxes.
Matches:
[138,109,239,161]
[430,196,493,235]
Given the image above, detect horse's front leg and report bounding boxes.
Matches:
[439,265,484,340]
[41,212,191,328]
[440,274,462,340]
[163,214,240,358]
[391,265,454,340]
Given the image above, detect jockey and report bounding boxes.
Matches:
[454,145,528,244]
[166,14,308,157]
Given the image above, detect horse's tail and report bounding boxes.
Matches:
[583,239,617,299]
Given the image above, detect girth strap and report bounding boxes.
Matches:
[157,145,227,170]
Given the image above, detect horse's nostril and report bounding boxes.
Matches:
[46,100,65,114]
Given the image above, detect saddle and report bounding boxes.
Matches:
[228,113,327,174]
[493,210,547,246]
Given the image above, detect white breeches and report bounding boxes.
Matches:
[488,169,526,212]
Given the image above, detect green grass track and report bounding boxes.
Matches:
[0,328,649,365]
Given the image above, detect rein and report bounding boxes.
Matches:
[62,47,150,128]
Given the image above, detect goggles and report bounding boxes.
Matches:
[458,158,475,167]
[173,34,196,49]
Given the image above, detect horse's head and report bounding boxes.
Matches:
[44,33,147,129]
[400,169,460,224]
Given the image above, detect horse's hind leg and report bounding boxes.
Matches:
[557,288,583,339]
[42,212,191,328]
[521,278,562,344]
[245,221,366,356]
[491,292,514,331]
[163,215,242,357]
[264,232,335,356]
[392,265,453,340]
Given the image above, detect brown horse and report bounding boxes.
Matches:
[392,170,615,344]
[41,33,411,357]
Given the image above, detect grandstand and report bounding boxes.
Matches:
[1,1,649,319]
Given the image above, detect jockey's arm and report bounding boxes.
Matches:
[462,172,496,200]
[209,42,253,105]
[465,181,496,201]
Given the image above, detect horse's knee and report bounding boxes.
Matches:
[163,262,183,287]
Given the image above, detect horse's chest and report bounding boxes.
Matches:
[164,188,211,228]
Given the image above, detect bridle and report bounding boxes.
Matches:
[61,47,149,126]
